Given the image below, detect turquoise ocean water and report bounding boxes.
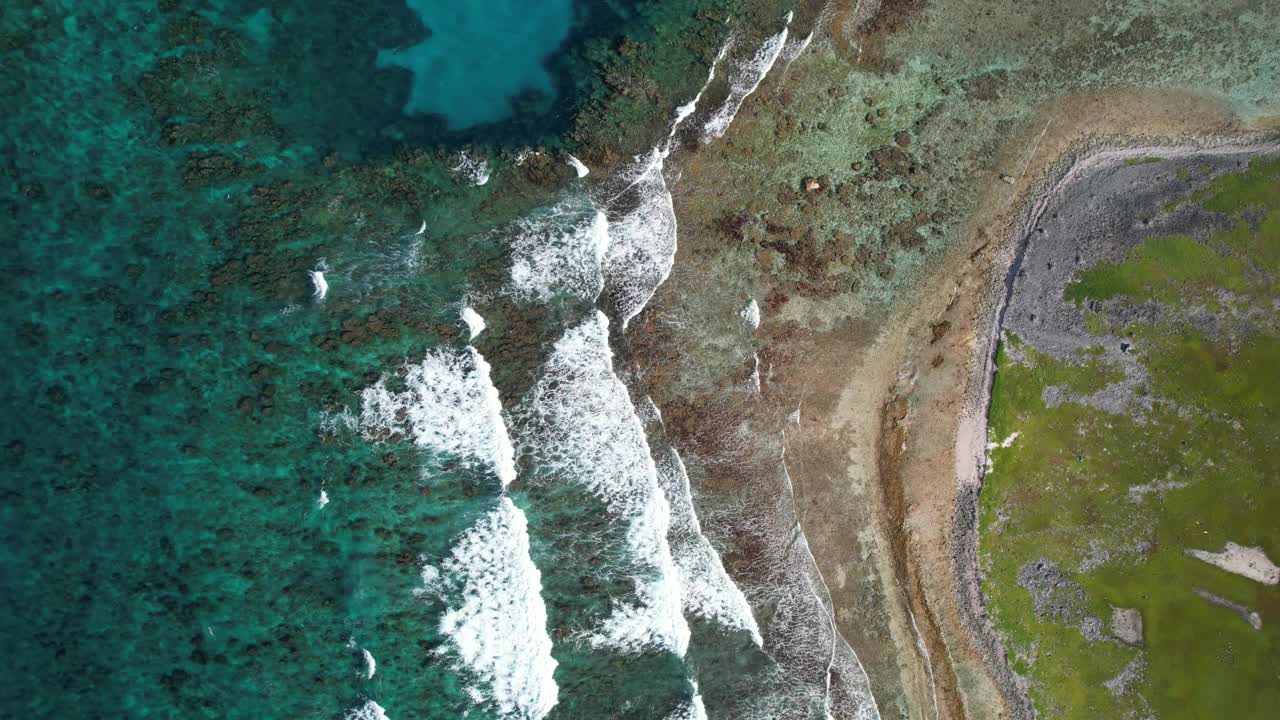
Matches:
[1,2,877,718]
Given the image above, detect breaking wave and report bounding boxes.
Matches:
[345,700,389,720]
[665,683,709,720]
[702,13,792,141]
[514,312,689,655]
[641,399,763,645]
[359,346,516,487]
[600,150,679,326]
[507,195,611,304]
[420,497,559,720]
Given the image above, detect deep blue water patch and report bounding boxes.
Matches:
[377,0,574,130]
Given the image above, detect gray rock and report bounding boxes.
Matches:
[1110,606,1143,645]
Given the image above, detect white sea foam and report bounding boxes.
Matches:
[665,683,709,720]
[450,151,491,186]
[431,497,559,719]
[515,312,689,655]
[668,39,734,144]
[602,150,679,326]
[702,14,792,141]
[317,405,359,437]
[462,306,486,340]
[653,438,763,646]
[508,196,611,304]
[740,298,761,329]
[567,154,590,178]
[777,443,881,720]
[308,269,329,301]
[359,347,516,487]
[316,488,330,509]
[778,28,814,69]
[416,564,441,595]
[362,648,377,679]
[345,700,389,720]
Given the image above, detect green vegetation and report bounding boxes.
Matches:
[1123,156,1164,165]
[981,158,1280,720]
[1064,233,1248,306]
[1067,156,1280,309]
[1081,310,1110,335]
[1192,156,1280,213]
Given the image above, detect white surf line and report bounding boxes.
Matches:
[664,679,709,720]
[665,38,735,150]
[567,154,590,178]
[779,435,881,720]
[905,606,940,720]
[1015,119,1053,185]
[642,397,764,646]
[519,313,689,657]
[775,18,815,85]
[702,12,793,142]
[601,150,680,327]
[416,219,427,235]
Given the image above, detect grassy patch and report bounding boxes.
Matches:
[1082,310,1111,335]
[1067,163,1280,305]
[1123,156,1164,165]
[1064,234,1247,305]
[981,158,1280,720]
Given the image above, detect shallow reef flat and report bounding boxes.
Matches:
[624,1,1280,719]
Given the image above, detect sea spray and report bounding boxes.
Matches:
[423,497,559,719]
[567,154,590,178]
[461,307,486,339]
[740,298,761,329]
[514,312,689,656]
[359,346,516,487]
